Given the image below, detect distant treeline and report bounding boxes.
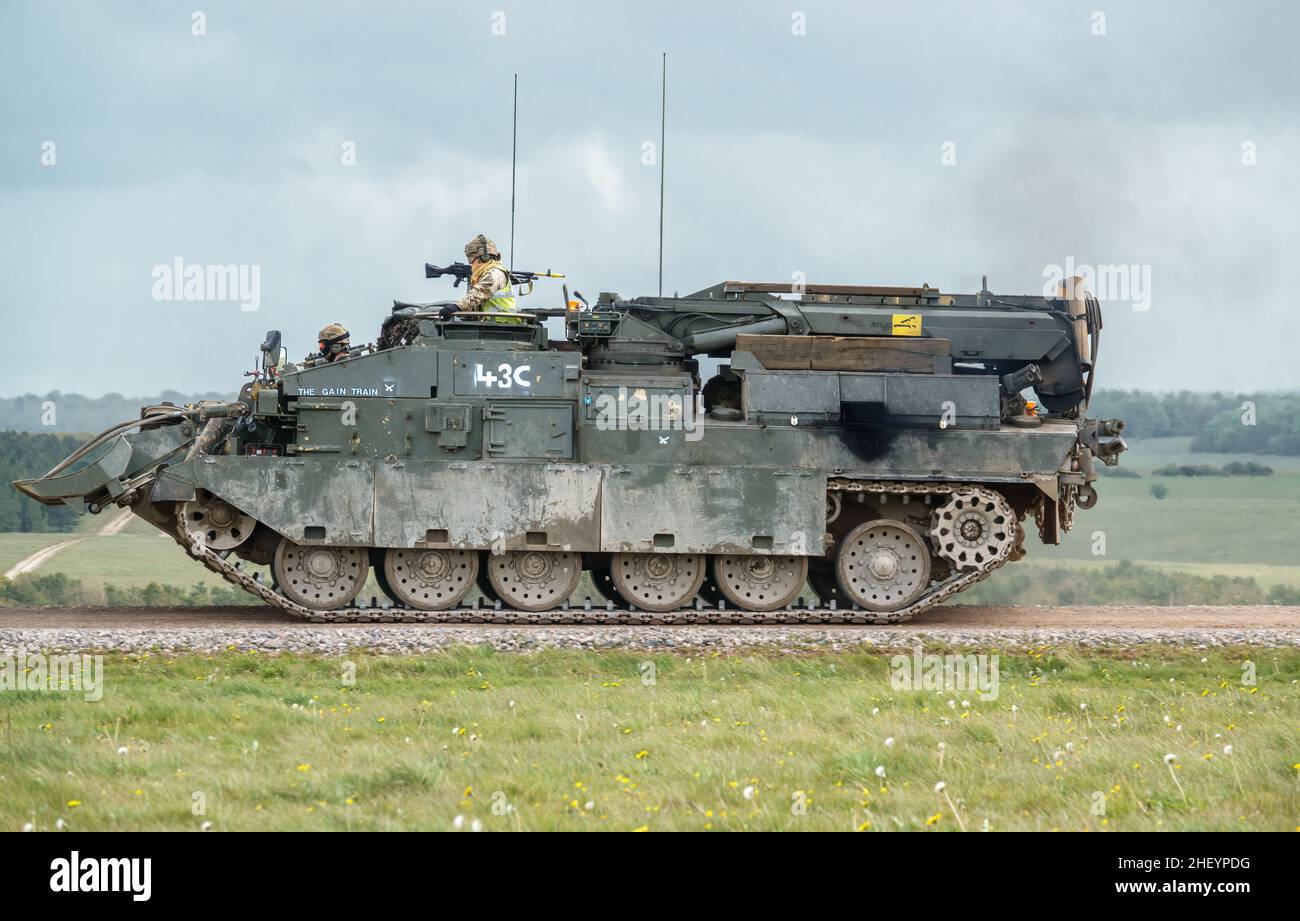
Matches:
[1089,390,1300,455]
[0,432,85,532]
[1153,462,1274,477]
[0,572,258,607]
[0,391,235,434]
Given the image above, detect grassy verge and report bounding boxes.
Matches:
[2,648,1296,831]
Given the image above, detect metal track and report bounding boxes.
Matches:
[170,480,1019,625]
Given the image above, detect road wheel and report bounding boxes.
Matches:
[272,538,368,610]
[384,547,478,610]
[834,521,931,612]
[486,550,582,612]
[610,552,706,613]
[713,554,808,612]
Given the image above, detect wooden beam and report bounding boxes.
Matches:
[737,334,950,372]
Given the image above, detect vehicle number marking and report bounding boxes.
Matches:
[474,362,531,389]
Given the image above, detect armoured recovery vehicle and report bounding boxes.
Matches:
[14,272,1126,622]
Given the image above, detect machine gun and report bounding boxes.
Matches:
[424,261,565,295]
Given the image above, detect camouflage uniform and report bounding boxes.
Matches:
[456,264,513,312]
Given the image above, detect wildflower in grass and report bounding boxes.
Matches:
[296,764,311,773]
[1223,745,1233,755]
[471,819,483,832]
[875,766,886,779]
[884,737,895,748]
[858,821,871,831]
[453,815,465,830]
[22,823,33,832]
[200,821,212,832]
[66,800,81,808]
[1164,754,1187,801]
[742,785,756,800]
[934,781,946,793]
[926,813,941,826]
[635,750,649,760]
[56,819,67,830]
[633,825,649,832]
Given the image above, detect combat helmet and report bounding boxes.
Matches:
[464,234,501,262]
[317,322,350,359]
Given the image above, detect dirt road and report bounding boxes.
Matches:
[0,604,1295,630]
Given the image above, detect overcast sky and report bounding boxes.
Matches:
[1,0,1296,397]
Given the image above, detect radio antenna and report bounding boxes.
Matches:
[657,52,666,297]
[509,73,518,274]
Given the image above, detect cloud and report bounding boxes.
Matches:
[1,0,1297,396]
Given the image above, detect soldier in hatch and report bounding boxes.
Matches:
[439,234,518,322]
[313,323,351,362]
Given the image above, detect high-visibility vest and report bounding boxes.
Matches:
[480,266,520,323]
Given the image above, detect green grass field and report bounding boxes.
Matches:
[3,648,1296,832]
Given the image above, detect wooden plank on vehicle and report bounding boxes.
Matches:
[737,334,950,372]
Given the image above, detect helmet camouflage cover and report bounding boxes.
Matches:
[318,323,350,350]
[464,234,501,261]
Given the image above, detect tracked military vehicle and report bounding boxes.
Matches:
[14,272,1126,623]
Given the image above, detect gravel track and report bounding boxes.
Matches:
[0,605,1296,654]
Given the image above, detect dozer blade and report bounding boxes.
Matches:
[12,419,195,515]
[12,436,134,512]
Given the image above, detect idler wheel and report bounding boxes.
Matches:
[834,521,932,612]
[384,547,478,610]
[178,491,255,551]
[272,538,369,610]
[712,554,808,612]
[487,550,582,612]
[610,552,706,613]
